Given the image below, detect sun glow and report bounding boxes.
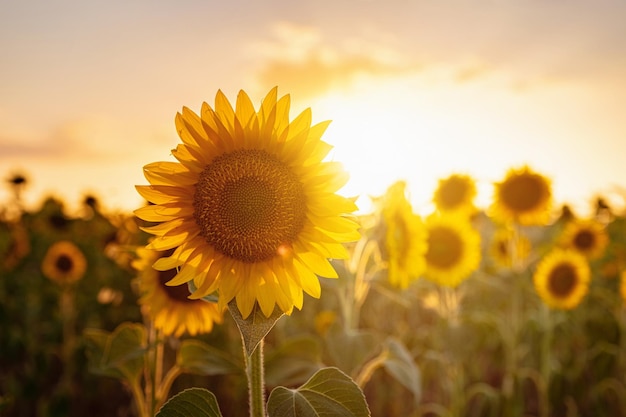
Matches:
[306,72,613,216]
[309,77,512,215]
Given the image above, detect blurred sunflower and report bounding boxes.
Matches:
[533,249,590,310]
[423,215,481,287]
[135,88,360,318]
[558,218,608,260]
[379,181,427,289]
[620,270,626,304]
[489,228,531,269]
[41,240,87,285]
[133,247,224,337]
[432,173,477,215]
[491,165,552,225]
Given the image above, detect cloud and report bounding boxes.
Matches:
[247,22,420,99]
[0,115,174,163]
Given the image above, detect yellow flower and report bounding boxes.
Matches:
[491,165,552,225]
[379,181,427,289]
[533,249,590,310]
[423,214,481,287]
[432,173,477,215]
[133,247,224,337]
[135,88,360,318]
[41,240,87,285]
[489,228,532,269]
[558,218,609,260]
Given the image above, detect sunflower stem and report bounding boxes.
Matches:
[245,338,267,417]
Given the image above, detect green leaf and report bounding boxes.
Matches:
[267,367,371,417]
[83,322,146,383]
[325,325,379,378]
[382,338,421,406]
[265,336,324,388]
[177,339,243,376]
[156,388,223,417]
[228,300,284,357]
[84,328,121,379]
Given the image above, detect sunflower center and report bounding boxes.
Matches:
[547,263,577,298]
[437,178,467,209]
[574,230,594,251]
[55,255,74,273]
[159,268,195,302]
[193,149,306,263]
[426,226,463,268]
[500,175,544,212]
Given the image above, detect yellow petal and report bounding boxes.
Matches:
[295,251,338,278]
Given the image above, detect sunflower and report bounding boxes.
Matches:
[490,165,552,226]
[378,181,427,289]
[423,214,481,287]
[135,88,360,318]
[133,247,224,337]
[432,173,477,215]
[41,240,87,285]
[488,227,532,269]
[533,249,590,310]
[558,218,609,260]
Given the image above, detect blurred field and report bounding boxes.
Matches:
[1,172,626,417]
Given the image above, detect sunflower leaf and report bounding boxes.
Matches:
[266,367,371,417]
[228,300,284,357]
[264,336,324,388]
[156,387,223,417]
[381,338,422,406]
[83,322,146,385]
[177,339,244,376]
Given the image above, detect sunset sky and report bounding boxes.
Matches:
[2,0,626,216]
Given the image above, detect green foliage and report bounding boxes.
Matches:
[177,339,244,376]
[380,338,421,406]
[83,322,146,383]
[267,367,371,417]
[264,336,324,387]
[156,388,223,417]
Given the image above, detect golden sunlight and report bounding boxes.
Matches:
[310,76,521,214]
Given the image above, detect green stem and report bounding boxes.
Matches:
[539,305,552,417]
[246,339,267,417]
[60,287,76,395]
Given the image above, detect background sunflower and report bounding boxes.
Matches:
[423,214,481,287]
[533,249,591,310]
[41,240,87,285]
[558,218,609,260]
[133,247,224,337]
[432,173,477,216]
[379,181,427,289]
[490,165,552,226]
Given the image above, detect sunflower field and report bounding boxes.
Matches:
[2,91,626,417]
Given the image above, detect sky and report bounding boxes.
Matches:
[2,0,626,217]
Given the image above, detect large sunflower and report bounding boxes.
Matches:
[135,88,360,318]
[423,214,481,287]
[379,181,427,289]
[432,173,477,215]
[533,249,590,310]
[133,247,224,337]
[558,218,608,260]
[41,240,87,285]
[490,165,552,225]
